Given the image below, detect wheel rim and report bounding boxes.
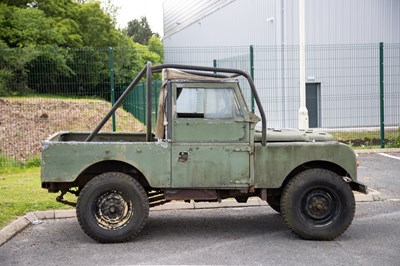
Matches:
[93,190,133,230]
[301,188,339,227]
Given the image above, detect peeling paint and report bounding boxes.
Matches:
[155,139,169,149]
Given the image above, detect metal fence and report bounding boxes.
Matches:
[1,43,399,168]
[165,43,400,148]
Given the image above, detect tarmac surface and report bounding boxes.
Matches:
[1,201,400,265]
[0,181,376,248]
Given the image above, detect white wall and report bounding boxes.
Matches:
[163,0,400,128]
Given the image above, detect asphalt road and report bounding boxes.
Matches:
[357,152,400,200]
[1,152,399,265]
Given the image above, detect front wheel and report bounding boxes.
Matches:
[280,169,355,240]
[76,172,149,243]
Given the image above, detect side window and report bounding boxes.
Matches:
[176,88,205,118]
[176,87,243,119]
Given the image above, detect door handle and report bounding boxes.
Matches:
[178,151,189,163]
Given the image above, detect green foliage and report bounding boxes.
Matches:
[126,16,154,45]
[25,157,41,168]
[0,3,65,47]
[0,1,164,96]
[0,44,38,95]
[148,36,164,59]
[387,127,400,148]
[0,65,12,95]
[0,154,23,172]
[113,34,163,88]
[0,154,41,173]
[75,2,119,47]
[99,0,119,24]
[0,0,33,8]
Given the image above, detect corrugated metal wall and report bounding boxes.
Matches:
[164,0,400,46]
[163,0,400,129]
[163,0,278,46]
[164,0,236,38]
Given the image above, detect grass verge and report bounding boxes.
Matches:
[332,129,400,148]
[0,167,73,229]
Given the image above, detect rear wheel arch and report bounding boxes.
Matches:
[76,172,150,243]
[74,160,151,191]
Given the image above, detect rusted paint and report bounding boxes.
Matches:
[171,143,250,188]
[41,133,172,188]
[164,189,217,200]
[254,141,358,188]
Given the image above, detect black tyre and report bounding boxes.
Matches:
[76,172,149,243]
[281,169,355,240]
[267,196,281,213]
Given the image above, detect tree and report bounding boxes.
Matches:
[126,16,154,45]
[0,3,65,47]
[148,36,163,59]
[113,34,163,87]
[0,3,70,95]
[0,1,164,96]
[74,2,119,47]
[99,0,119,24]
[0,0,33,7]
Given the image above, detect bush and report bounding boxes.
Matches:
[387,127,400,148]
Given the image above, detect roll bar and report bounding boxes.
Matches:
[85,63,266,146]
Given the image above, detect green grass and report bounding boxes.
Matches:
[331,129,400,148]
[4,93,104,101]
[0,155,23,170]
[0,167,73,229]
[0,155,41,174]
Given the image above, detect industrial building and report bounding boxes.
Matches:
[162,0,400,129]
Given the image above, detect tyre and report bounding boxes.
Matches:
[267,195,281,213]
[76,172,149,243]
[280,169,355,240]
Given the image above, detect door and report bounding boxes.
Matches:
[306,83,321,128]
[170,82,252,188]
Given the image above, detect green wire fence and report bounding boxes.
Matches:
[1,43,399,168]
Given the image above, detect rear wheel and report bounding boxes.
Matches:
[76,172,149,243]
[281,169,355,240]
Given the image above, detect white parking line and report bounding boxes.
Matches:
[378,153,400,160]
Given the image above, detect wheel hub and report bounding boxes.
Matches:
[94,190,133,230]
[302,190,337,225]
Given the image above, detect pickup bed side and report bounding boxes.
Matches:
[41,132,171,189]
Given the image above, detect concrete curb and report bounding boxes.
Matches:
[355,148,400,154]
[0,191,377,247]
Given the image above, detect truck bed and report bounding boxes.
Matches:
[46,131,153,143]
[41,131,170,188]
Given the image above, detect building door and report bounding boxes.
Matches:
[306,83,321,128]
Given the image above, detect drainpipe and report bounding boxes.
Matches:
[298,0,309,129]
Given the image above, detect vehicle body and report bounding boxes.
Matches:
[41,64,367,243]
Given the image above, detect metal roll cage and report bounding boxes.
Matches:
[85,62,267,146]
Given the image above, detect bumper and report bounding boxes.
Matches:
[350,181,368,194]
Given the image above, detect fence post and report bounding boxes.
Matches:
[379,42,385,148]
[109,47,116,132]
[213,59,217,68]
[250,45,255,112]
